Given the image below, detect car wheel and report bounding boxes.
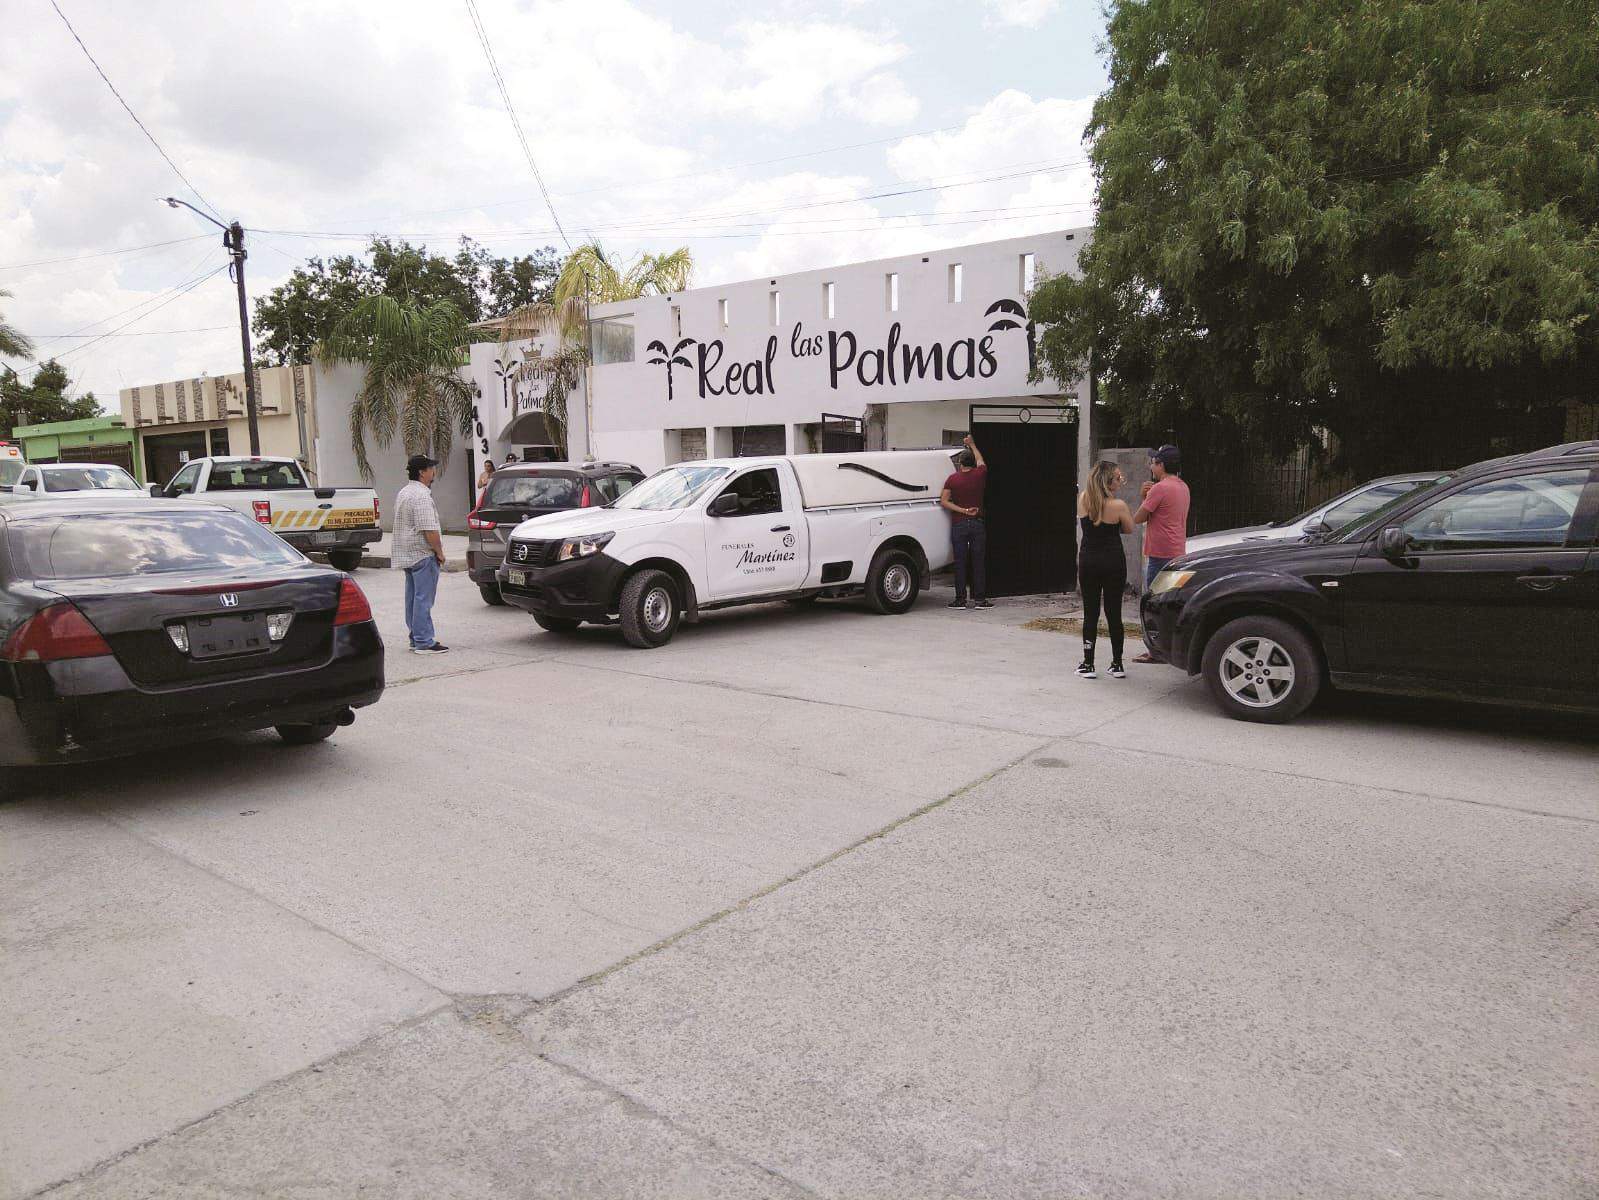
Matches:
[479,583,507,607]
[1202,615,1323,724]
[327,550,362,572]
[618,569,680,648]
[866,549,919,615]
[532,612,581,634]
[276,721,338,745]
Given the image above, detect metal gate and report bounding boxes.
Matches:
[821,413,865,453]
[969,403,1078,596]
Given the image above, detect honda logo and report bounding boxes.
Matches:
[219,593,239,608]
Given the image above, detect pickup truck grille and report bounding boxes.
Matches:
[507,538,560,568]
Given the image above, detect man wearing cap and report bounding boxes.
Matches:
[1132,444,1189,663]
[393,454,449,655]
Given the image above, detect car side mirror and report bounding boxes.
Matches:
[709,493,740,517]
[1378,526,1412,558]
[1301,521,1330,542]
[148,483,163,497]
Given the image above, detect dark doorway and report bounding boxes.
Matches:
[821,413,865,452]
[143,431,209,487]
[970,404,1078,596]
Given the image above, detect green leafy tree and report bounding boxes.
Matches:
[318,295,475,478]
[254,237,559,366]
[1,360,101,438]
[1032,0,1599,470]
[0,289,32,362]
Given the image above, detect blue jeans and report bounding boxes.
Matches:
[404,555,441,648]
[951,518,987,602]
[1145,555,1172,589]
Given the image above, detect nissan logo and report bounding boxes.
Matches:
[219,593,239,608]
[512,544,528,562]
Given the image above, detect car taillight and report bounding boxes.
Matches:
[333,577,373,626]
[252,500,272,525]
[579,484,592,507]
[373,496,380,524]
[467,510,496,530]
[1,603,113,662]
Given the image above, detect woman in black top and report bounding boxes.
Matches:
[1076,460,1135,679]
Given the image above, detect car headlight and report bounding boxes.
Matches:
[1149,569,1196,595]
[557,531,614,561]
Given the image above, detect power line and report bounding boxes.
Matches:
[0,234,212,272]
[23,325,233,338]
[52,266,229,364]
[47,1,222,222]
[461,0,572,251]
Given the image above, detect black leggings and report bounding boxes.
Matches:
[1078,556,1126,664]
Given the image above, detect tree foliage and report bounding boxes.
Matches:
[0,289,33,362]
[1,360,101,438]
[318,295,475,478]
[1032,0,1599,469]
[254,237,559,366]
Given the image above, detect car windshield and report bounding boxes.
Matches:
[1330,474,1455,543]
[610,465,729,511]
[483,472,583,508]
[42,466,141,492]
[9,510,305,580]
[206,461,305,490]
[0,460,23,487]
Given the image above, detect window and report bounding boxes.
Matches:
[671,305,682,339]
[0,461,24,487]
[942,430,970,447]
[823,281,836,319]
[9,511,302,581]
[1020,252,1036,292]
[42,465,140,493]
[718,298,730,329]
[590,316,635,365]
[592,473,643,503]
[885,272,900,312]
[209,427,230,456]
[205,461,304,491]
[1323,480,1434,532]
[1399,469,1589,551]
[612,464,728,511]
[18,469,38,491]
[165,462,202,496]
[712,467,783,517]
[948,263,963,303]
[483,472,583,509]
[769,290,780,326]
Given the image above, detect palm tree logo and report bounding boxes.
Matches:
[646,337,696,401]
[492,357,521,410]
[986,299,1037,373]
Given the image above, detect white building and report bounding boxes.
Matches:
[466,229,1091,593]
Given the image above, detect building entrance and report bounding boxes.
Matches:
[969,403,1078,596]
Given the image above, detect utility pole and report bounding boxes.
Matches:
[161,199,261,454]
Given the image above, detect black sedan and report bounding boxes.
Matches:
[1140,441,1599,723]
[0,497,383,769]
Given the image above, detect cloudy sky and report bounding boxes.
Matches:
[1,0,1108,406]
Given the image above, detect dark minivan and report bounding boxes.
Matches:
[468,461,642,605]
[1140,441,1599,723]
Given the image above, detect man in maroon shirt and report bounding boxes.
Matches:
[940,435,993,609]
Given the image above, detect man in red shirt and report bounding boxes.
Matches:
[1132,444,1190,661]
[939,434,993,609]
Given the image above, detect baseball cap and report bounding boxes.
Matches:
[1150,444,1181,467]
[407,454,439,475]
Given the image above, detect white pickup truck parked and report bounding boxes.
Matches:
[154,455,381,571]
[496,450,959,647]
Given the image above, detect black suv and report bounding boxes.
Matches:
[1140,441,1599,723]
[468,461,642,606]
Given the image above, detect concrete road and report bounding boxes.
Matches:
[2,569,1594,1198]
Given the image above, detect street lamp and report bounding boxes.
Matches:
[160,197,261,454]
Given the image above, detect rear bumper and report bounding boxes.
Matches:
[496,553,627,621]
[0,623,385,766]
[280,527,382,552]
[468,543,505,585]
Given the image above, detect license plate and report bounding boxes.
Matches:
[312,531,337,546]
[187,613,269,659]
[508,569,527,587]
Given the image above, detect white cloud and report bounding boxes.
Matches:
[982,0,1062,29]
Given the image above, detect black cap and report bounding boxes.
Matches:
[407,454,438,478]
[1150,444,1181,467]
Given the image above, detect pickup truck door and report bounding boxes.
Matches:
[163,461,205,498]
[702,464,809,601]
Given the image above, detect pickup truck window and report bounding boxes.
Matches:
[612,465,728,512]
[207,462,306,490]
[10,511,302,580]
[166,462,202,496]
[711,468,783,517]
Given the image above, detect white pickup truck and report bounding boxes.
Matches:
[495,450,959,647]
[154,455,381,571]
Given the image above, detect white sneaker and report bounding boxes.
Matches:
[1075,660,1097,679]
[1108,662,1126,680]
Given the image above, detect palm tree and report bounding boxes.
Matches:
[318,294,474,479]
[0,290,34,361]
[645,337,696,401]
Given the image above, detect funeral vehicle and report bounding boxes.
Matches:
[0,497,384,776]
[496,450,960,647]
[1140,441,1599,724]
[153,455,380,571]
